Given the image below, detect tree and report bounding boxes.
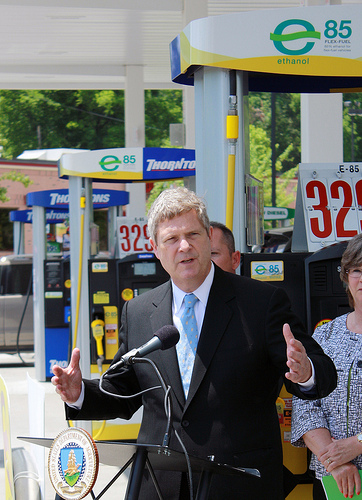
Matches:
[0,171,32,203]
[249,92,301,173]
[249,124,297,228]
[145,90,183,147]
[0,89,183,158]
[343,92,362,162]
[0,90,125,157]
[0,171,33,250]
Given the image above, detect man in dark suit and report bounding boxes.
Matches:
[52,187,337,499]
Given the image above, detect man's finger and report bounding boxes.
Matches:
[69,348,81,369]
[283,323,294,345]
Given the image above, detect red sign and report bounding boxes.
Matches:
[299,163,362,251]
[117,217,153,257]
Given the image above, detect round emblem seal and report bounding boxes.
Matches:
[48,428,99,500]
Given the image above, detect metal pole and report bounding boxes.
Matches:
[271,93,276,228]
[351,115,355,162]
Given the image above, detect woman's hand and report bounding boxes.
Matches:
[330,462,361,498]
[320,437,362,472]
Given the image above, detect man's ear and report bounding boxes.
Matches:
[150,238,158,258]
[232,251,241,271]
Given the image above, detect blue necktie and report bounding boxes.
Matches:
[177,293,199,397]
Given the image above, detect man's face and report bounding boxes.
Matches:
[150,210,212,293]
[211,227,240,274]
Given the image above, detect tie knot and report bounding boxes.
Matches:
[184,293,198,309]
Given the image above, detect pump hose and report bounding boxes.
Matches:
[16,272,33,365]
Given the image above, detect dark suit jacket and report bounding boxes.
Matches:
[67,265,337,499]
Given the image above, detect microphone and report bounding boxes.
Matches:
[106,325,179,372]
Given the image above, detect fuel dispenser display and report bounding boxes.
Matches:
[305,241,352,334]
[44,258,71,379]
[117,253,169,310]
[88,252,169,441]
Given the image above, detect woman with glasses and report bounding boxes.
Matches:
[291,233,362,500]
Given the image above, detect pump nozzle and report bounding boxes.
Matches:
[91,319,105,373]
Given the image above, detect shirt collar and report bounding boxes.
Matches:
[172,262,215,313]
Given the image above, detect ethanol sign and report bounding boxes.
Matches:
[171,4,362,82]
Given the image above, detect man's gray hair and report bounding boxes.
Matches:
[147,187,210,243]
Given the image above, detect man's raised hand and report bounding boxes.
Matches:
[51,348,82,404]
[283,323,312,384]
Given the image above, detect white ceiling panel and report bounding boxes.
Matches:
[0,0,358,89]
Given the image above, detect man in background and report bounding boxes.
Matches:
[210,221,241,274]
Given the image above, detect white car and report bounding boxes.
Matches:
[0,255,33,353]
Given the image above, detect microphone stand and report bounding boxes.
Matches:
[127,357,194,500]
[130,357,172,448]
[117,356,172,500]
[100,356,194,500]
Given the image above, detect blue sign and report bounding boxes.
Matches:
[10,209,69,224]
[26,188,129,209]
[142,147,195,180]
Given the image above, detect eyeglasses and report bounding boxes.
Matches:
[347,268,362,279]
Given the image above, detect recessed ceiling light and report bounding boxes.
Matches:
[47,16,86,20]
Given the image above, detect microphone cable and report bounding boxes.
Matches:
[98,357,194,500]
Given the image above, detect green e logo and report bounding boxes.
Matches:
[270,19,320,56]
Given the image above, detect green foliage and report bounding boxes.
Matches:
[249,124,298,218]
[0,90,125,157]
[249,92,301,173]
[145,90,183,147]
[343,92,362,162]
[0,89,183,158]
[0,171,32,202]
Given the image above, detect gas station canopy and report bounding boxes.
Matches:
[170,4,362,93]
[0,0,359,90]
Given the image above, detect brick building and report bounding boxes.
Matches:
[0,151,127,255]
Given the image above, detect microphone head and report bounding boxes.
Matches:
[155,325,180,350]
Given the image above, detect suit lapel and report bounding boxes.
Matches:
[149,281,186,408]
[186,267,235,407]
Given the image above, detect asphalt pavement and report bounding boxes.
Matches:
[0,352,129,500]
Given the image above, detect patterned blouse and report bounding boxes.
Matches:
[291,313,362,480]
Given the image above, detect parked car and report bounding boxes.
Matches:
[0,254,33,353]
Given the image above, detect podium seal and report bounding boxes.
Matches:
[48,428,99,500]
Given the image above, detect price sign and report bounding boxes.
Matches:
[299,163,362,252]
[117,217,153,258]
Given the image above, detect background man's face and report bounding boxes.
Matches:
[211,227,240,273]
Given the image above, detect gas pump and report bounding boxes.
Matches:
[117,253,169,310]
[44,257,71,379]
[88,258,119,372]
[27,187,129,382]
[241,251,313,497]
[305,241,352,333]
[87,252,169,440]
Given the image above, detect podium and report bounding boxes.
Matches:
[20,436,260,500]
